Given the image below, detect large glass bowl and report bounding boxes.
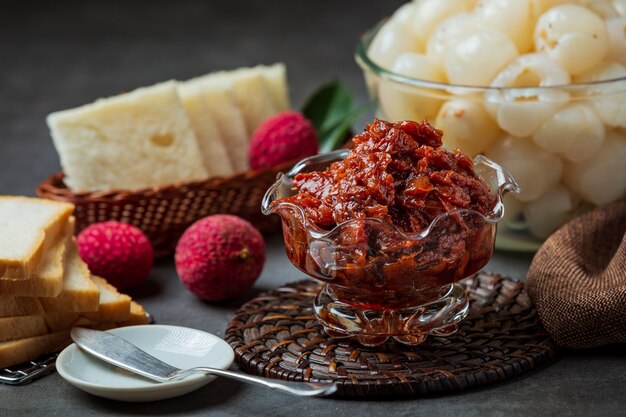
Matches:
[356,20,626,251]
[262,150,519,346]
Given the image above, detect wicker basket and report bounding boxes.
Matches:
[36,162,295,258]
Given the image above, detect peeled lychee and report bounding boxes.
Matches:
[248,111,318,170]
[175,214,266,301]
[76,221,154,290]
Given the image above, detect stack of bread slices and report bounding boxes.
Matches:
[47,64,290,192]
[0,196,149,368]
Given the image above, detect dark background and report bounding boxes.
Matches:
[0,2,624,416]
[1,0,402,190]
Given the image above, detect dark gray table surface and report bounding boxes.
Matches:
[1,1,624,416]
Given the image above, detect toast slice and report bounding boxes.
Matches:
[0,315,50,342]
[177,82,234,177]
[0,330,70,368]
[82,275,131,322]
[194,77,250,172]
[39,242,100,313]
[47,80,209,191]
[226,70,281,137]
[0,297,44,318]
[0,218,74,297]
[0,197,73,280]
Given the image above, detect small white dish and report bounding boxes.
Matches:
[56,325,234,402]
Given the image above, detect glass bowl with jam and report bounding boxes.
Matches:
[262,119,519,346]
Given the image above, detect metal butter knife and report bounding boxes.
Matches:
[70,327,336,397]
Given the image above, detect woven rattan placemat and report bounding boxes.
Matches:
[225,271,558,397]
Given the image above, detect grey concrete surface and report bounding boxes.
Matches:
[0,1,624,416]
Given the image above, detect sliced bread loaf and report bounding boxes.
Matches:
[195,77,250,172]
[0,218,74,297]
[0,330,70,368]
[44,312,80,332]
[39,242,100,313]
[47,80,209,191]
[82,300,150,331]
[126,301,150,325]
[177,82,234,177]
[0,197,73,280]
[82,275,131,322]
[0,297,44,318]
[262,63,290,111]
[237,64,290,111]
[45,275,133,330]
[226,70,281,137]
[0,315,49,342]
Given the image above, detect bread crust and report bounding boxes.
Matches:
[0,197,73,280]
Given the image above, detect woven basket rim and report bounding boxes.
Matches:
[35,160,296,201]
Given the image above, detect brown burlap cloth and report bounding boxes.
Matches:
[526,199,626,349]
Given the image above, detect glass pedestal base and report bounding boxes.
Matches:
[313,283,469,346]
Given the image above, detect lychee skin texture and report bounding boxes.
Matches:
[76,222,154,291]
[175,215,266,302]
[248,111,319,170]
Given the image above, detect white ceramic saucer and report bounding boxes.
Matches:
[56,325,234,402]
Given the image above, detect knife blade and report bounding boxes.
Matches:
[70,327,179,382]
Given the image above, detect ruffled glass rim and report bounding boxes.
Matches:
[262,150,520,241]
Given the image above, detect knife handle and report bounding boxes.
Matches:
[176,367,337,397]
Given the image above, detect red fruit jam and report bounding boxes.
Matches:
[275,119,498,308]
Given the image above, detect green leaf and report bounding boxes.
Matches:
[319,103,368,153]
[301,80,355,151]
[319,120,352,153]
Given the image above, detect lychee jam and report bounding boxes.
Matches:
[283,119,496,231]
[274,119,498,308]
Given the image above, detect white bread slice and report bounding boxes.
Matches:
[0,297,44,318]
[47,80,209,191]
[126,301,150,325]
[44,312,80,332]
[45,275,133,330]
[50,292,145,331]
[195,77,250,172]
[0,197,73,280]
[39,242,99,313]
[261,63,290,111]
[82,275,131,322]
[226,70,281,137]
[238,64,290,111]
[82,301,150,331]
[0,315,49,342]
[177,82,234,177]
[0,330,70,368]
[0,218,74,297]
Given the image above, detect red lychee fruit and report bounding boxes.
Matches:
[248,111,318,170]
[175,214,266,301]
[76,221,154,290]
